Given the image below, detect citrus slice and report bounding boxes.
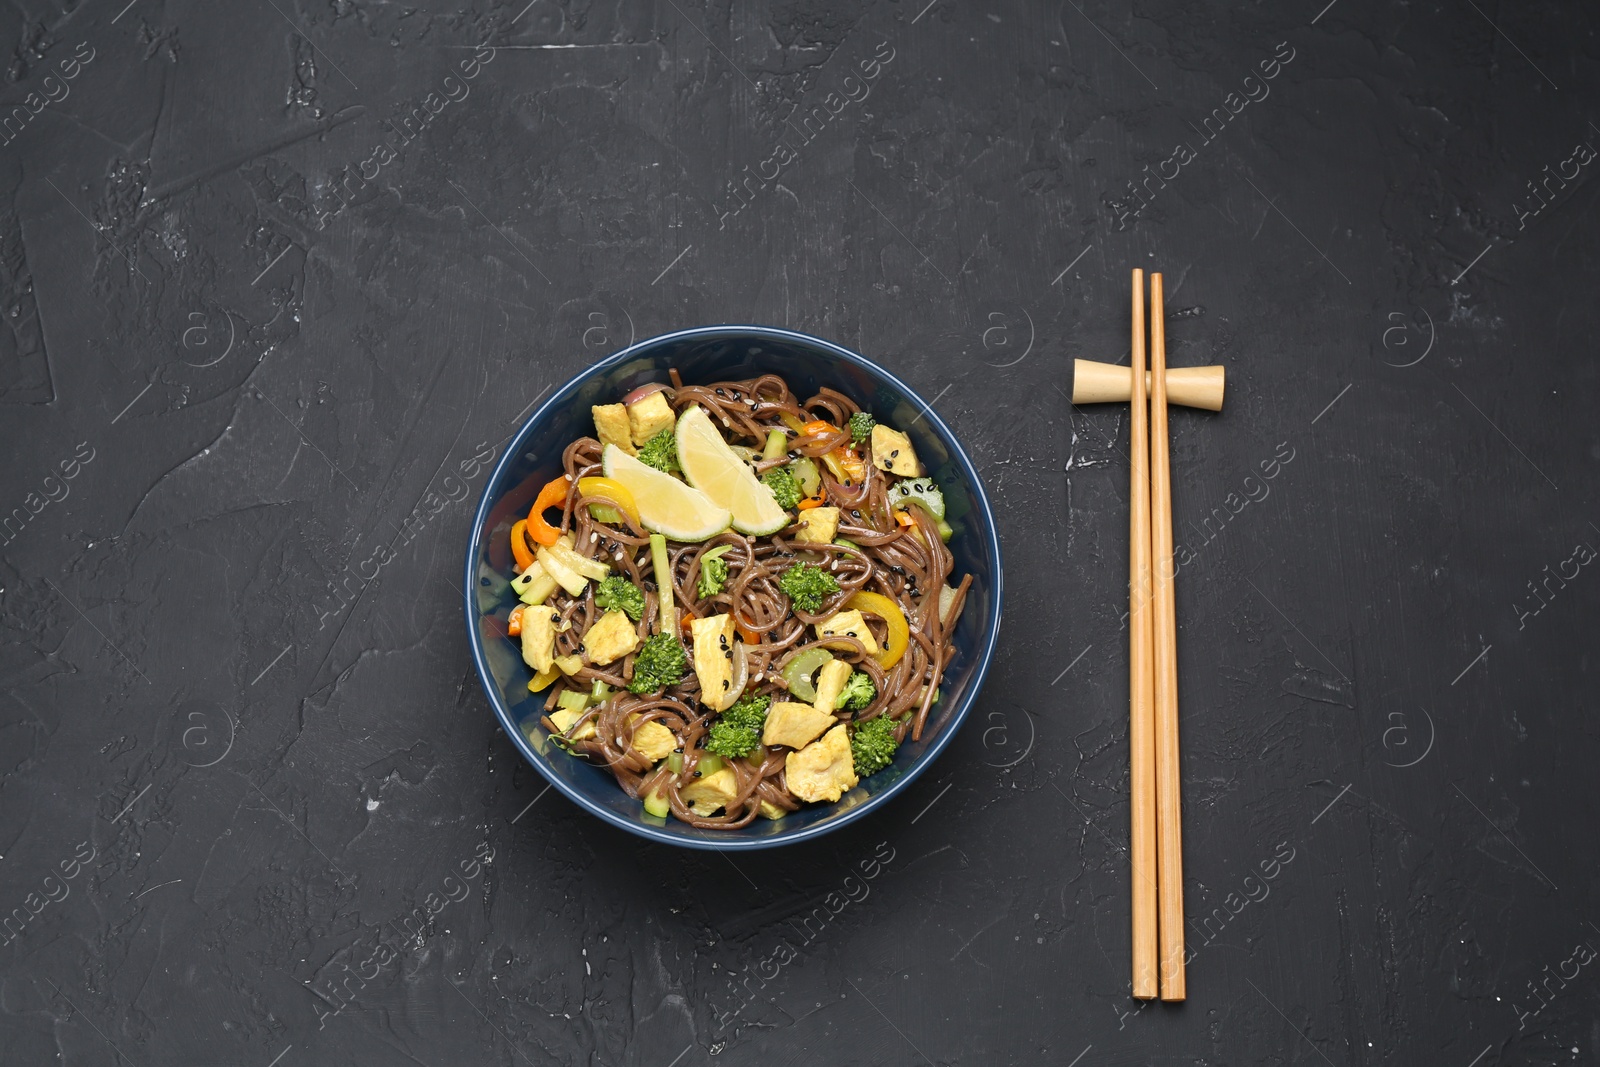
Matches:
[601,444,731,541]
[675,405,791,536]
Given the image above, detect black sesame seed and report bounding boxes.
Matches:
[722,679,730,690]
[715,388,727,397]
[890,449,899,458]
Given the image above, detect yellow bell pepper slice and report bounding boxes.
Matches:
[576,475,641,528]
[845,590,910,670]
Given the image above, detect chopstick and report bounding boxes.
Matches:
[1128,269,1159,1000]
[1148,272,1187,1000]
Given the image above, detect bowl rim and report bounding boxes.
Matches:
[463,324,1004,850]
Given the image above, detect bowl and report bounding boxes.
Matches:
[463,326,1004,849]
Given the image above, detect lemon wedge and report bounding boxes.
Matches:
[675,405,791,536]
[601,444,731,541]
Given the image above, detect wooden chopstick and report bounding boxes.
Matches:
[1128,269,1159,1000]
[1148,272,1187,1000]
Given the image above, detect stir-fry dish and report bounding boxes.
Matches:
[506,372,971,829]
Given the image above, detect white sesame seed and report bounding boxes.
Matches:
[590,532,598,543]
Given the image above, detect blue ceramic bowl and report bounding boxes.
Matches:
[464,326,1003,850]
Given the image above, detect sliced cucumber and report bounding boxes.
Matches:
[888,478,946,520]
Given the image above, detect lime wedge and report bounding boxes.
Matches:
[675,405,791,536]
[601,444,731,541]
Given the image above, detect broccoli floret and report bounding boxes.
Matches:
[837,670,876,711]
[723,691,771,728]
[594,575,646,622]
[850,715,900,777]
[697,555,728,598]
[704,720,758,759]
[848,411,875,445]
[627,633,688,693]
[637,428,680,474]
[777,561,840,614]
[761,466,802,509]
[703,692,770,759]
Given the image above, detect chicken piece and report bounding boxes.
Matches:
[627,391,676,446]
[870,424,919,477]
[762,700,836,751]
[691,613,737,711]
[626,715,676,762]
[793,506,840,544]
[520,607,560,672]
[785,725,859,803]
[549,706,596,742]
[592,403,637,456]
[582,609,640,666]
[680,766,739,816]
[813,609,880,656]
[811,658,853,714]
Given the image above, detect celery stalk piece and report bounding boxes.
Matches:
[650,533,674,634]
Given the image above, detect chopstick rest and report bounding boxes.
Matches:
[1071,359,1225,411]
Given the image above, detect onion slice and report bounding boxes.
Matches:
[724,640,751,707]
[623,383,668,406]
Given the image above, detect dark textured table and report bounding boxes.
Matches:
[3,1,1597,1064]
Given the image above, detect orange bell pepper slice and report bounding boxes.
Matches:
[821,447,865,484]
[801,419,838,435]
[845,590,910,669]
[734,613,762,645]
[576,475,641,528]
[509,519,537,572]
[797,494,827,510]
[507,604,525,637]
[526,476,572,545]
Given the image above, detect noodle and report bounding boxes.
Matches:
[518,372,968,829]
